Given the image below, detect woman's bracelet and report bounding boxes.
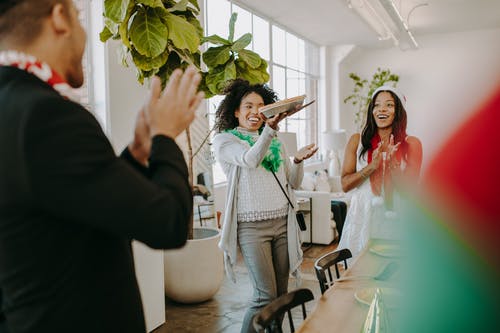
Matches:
[359,168,369,180]
[293,157,302,164]
[391,162,401,170]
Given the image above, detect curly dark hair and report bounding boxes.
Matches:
[214,79,278,132]
[360,89,408,161]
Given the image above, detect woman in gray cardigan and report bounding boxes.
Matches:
[213,79,317,333]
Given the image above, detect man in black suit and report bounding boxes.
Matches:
[0,1,204,332]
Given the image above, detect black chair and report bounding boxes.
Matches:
[314,248,352,294]
[252,288,314,333]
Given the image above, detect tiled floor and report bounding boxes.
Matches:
[154,242,339,333]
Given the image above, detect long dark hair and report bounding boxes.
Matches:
[214,79,278,132]
[360,90,408,160]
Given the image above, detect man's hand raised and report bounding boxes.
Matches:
[145,66,204,139]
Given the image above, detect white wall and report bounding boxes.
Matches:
[338,28,500,171]
[105,40,166,332]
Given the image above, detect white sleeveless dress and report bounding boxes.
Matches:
[337,142,402,258]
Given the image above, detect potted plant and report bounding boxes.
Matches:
[343,67,399,130]
[101,0,270,303]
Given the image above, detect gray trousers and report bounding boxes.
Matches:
[238,216,289,333]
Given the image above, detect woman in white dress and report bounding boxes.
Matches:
[338,86,423,258]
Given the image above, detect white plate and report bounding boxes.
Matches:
[258,95,306,118]
[354,287,401,308]
[369,244,401,258]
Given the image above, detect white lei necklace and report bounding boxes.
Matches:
[0,50,78,101]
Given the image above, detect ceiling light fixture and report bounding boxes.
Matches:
[348,0,399,45]
[379,0,419,49]
[348,0,423,50]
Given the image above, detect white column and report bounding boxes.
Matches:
[104,39,166,332]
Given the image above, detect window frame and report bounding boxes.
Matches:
[205,0,321,184]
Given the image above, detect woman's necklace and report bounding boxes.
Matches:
[226,128,283,172]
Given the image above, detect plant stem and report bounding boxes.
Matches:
[192,124,216,159]
[186,127,194,240]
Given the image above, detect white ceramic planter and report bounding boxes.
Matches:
[163,227,224,303]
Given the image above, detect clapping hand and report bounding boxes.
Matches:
[146,66,204,139]
[387,134,401,170]
[129,66,204,165]
[294,143,319,163]
[387,135,401,160]
[129,108,151,166]
[371,135,401,171]
[371,142,384,171]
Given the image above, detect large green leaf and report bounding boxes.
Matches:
[99,26,113,42]
[169,46,197,66]
[137,67,160,85]
[118,1,136,49]
[199,72,214,98]
[131,48,169,71]
[192,51,202,68]
[136,0,164,8]
[203,45,231,68]
[104,0,131,23]
[235,58,248,71]
[235,59,269,85]
[257,60,270,82]
[156,52,185,87]
[241,68,268,85]
[162,0,177,7]
[168,0,189,12]
[187,16,204,38]
[201,35,230,46]
[231,33,252,52]
[129,7,168,57]
[161,11,200,53]
[205,66,227,94]
[224,61,236,81]
[228,12,237,42]
[104,17,119,35]
[238,49,261,69]
[117,44,129,67]
[188,0,200,11]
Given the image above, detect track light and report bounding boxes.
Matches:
[348,0,422,50]
[379,0,419,49]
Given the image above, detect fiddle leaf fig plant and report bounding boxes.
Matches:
[344,67,399,129]
[101,0,202,84]
[200,12,269,97]
[100,0,269,96]
[100,0,270,239]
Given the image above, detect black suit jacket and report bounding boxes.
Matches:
[0,67,192,333]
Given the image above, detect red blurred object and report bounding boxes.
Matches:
[424,86,500,266]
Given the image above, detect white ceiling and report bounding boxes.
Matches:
[233,0,500,47]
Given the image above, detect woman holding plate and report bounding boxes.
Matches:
[213,79,317,333]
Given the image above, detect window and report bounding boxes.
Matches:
[73,0,90,109]
[73,0,107,131]
[204,0,320,184]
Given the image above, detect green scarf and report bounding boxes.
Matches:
[227,128,283,172]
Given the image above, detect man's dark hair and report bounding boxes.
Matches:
[0,0,69,48]
[215,79,278,132]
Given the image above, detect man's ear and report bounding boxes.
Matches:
[50,3,71,36]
